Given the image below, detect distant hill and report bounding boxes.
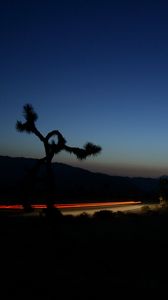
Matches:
[0,156,160,204]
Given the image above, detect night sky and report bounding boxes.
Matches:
[1,0,168,178]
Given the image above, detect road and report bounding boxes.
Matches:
[0,200,159,216]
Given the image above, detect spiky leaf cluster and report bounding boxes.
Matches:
[16,104,38,133]
[15,120,31,133]
[84,142,102,156]
[23,104,38,122]
[64,143,102,160]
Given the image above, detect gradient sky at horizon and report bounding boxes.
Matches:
[1,0,168,178]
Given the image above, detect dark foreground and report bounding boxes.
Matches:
[0,207,168,298]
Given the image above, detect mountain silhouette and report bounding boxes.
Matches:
[0,156,160,204]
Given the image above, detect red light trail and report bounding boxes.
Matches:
[0,201,141,210]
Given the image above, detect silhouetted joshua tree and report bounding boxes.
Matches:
[16,104,102,211]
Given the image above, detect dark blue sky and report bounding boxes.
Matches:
[1,0,168,177]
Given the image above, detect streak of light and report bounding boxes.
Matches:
[0,201,141,210]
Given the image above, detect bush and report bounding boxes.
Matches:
[93,209,115,221]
